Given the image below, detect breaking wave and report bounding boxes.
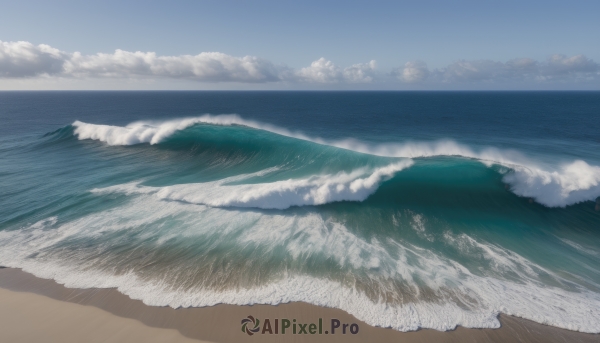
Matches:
[71,115,600,208]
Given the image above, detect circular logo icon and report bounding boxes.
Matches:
[241,315,261,336]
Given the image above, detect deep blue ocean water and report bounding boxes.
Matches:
[1,91,599,332]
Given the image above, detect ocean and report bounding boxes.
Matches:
[0,91,599,332]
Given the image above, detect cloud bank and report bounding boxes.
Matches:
[0,41,286,82]
[1,40,599,88]
[395,56,599,84]
[0,40,376,84]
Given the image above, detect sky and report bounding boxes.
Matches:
[0,0,599,90]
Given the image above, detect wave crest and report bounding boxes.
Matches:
[505,160,600,207]
[73,115,600,208]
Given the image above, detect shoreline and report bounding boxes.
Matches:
[1,267,598,343]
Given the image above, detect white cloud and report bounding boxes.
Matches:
[1,40,599,88]
[295,58,340,83]
[544,54,598,78]
[406,55,600,83]
[505,58,538,71]
[295,57,376,83]
[1,41,288,82]
[0,41,66,77]
[0,40,377,84]
[394,61,429,83]
[439,60,505,82]
[342,60,377,83]
[63,50,286,82]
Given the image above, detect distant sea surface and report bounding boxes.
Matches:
[1,91,599,332]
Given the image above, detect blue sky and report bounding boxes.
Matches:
[1,0,599,90]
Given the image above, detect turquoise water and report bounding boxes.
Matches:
[0,91,599,332]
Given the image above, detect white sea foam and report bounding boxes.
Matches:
[504,161,600,207]
[92,161,413,210]
[72,115,600,207]
[1,195,600,332]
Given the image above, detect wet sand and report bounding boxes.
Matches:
[0,267,598,343]
[0,287,206,343]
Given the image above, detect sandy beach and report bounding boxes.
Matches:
[0,267,597,343]
[0,287,205,343]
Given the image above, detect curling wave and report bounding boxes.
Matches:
[72,116,600,208]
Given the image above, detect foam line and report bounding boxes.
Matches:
[93,161,414,209]
[1,204,600,333]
